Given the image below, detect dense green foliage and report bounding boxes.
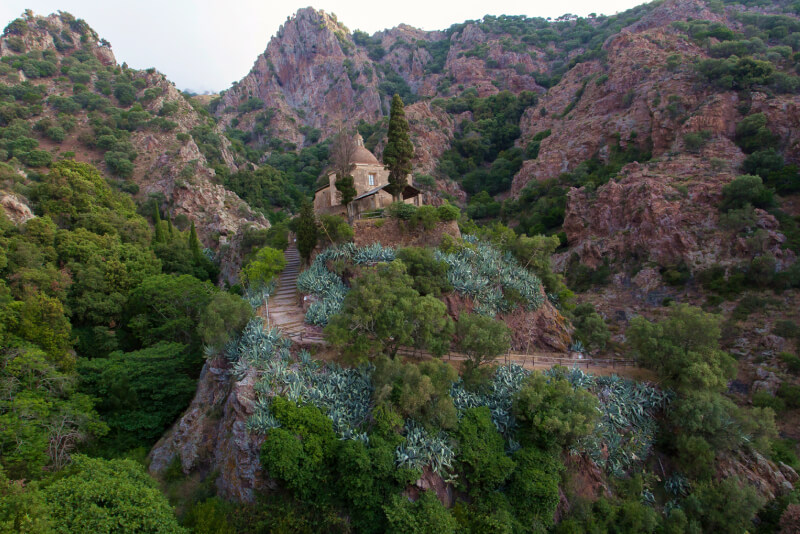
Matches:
[223,164,305,213]
[455,312,512,367]
[434,90,536,196]
[512,372,599,449]
[239,246,286,288]
[0,155,247,533]
[43,455,186,533]
[325,261,454,359]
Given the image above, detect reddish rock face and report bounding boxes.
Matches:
[562,148,795,271]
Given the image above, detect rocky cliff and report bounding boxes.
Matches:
[218,0,799,277]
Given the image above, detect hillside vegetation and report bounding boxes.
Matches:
[1,2,800,533]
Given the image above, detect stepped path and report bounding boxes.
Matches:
[265,247,324,343]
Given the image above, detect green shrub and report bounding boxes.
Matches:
[683,130,712,153]
[774,320,800,340]
[20,149,52,167]
[386,201,417,220]
[752,390,786,413]
[720,175,774,212]
[436,203,460,221]
[454,407,515,495]
[395,247,451,297]
[45,126,65,142]
[735,113,777,154]
[411,205,439,230]
[104,151,134,177]
[778,383,800,409]
[771,438,800,470]
[779,352,800,375]
[677,435,715,480]
[319,214,354,245]
[159,101,179,116]
[570,302,611,351]
[113,83,136,107]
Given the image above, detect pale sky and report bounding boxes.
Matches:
[1,0,648,93]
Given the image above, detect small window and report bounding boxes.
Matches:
[368,174,375,186]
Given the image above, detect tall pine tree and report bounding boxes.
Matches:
[383,94,414,202]
[152,203,165,244]
[188,221,201,258]
[296,201,318,265]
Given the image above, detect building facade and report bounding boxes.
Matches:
[313,135,420,217]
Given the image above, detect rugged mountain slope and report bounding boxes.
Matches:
[0,12,267,264]
[217,0,800,274]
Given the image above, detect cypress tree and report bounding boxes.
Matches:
[296,201,318,265]
[188,221,201,257]
[166,212,174,236]
[383,94,414,202]
[152,203,165,243]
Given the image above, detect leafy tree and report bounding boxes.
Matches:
[455,312,511,368]
[383,94,414,202]
[296,201,318,265]
[454,407,515,495]
[0,465,52,532]
[124,274,215,351]
[78,342,196,452]
[1,345,107,479]
[319,214,354,245]
[43,455,186,533]
[223,165,304,212]
[239,246,285,288]
[371,356,458,430]
[384,491,457,534]
[260,397,338,502]
[395,247,451,297]
[627,304,736,392]
[735,113,777,154]
[152,203,165,244]
[512,371,599,449]
[325,262,454,359]
[570,302,610,351]
[58,229,161,327]
[16,292,72,366]
[198,292,252,349]
[113,83,136,107]
[683,477,764,534]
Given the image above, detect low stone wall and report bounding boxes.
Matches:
[353,218,460,249]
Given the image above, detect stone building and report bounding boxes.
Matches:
[313,135,421,217]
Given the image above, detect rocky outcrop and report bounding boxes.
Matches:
[0,192,34,224]
[561,150,796,271]
[443,293,572,353]
[149,357,268,502]
[718,449,799,502]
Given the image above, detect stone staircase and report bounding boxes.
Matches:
[266,247,324,344]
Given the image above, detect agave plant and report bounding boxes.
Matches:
[665,473,690,497]
[353,243,396,264]
[396,421,455,474]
